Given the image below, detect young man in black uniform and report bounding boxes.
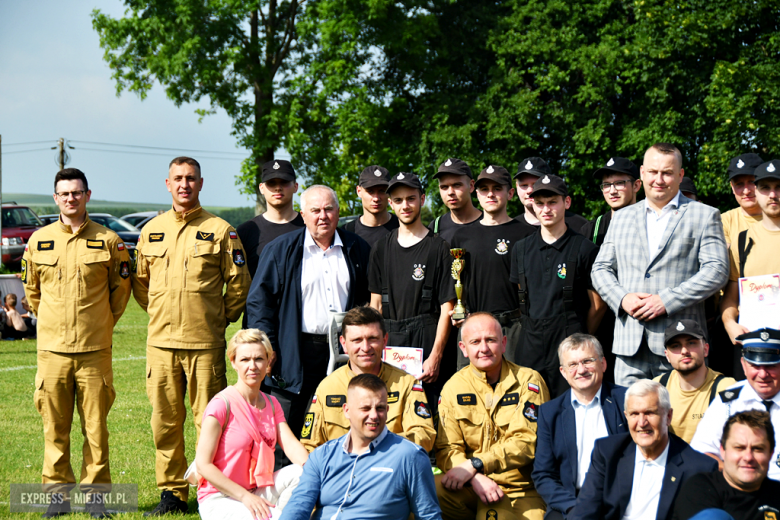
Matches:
[580,157,642,247]
[370,172,456,409]
[514,157,589,236]
[428,157,482,243]
[449,165,525,367]
[510,175,606,397]
[340,165,399,247]
[236,159,304,278]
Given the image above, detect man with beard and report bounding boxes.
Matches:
[654,320,735,443]
[340,165,399,247]
[428,157,483,243]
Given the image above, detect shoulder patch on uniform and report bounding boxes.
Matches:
[326,395,346,407]
[117,242,125,251]
[233,249,246,267]
[311,395,318,404]
[131,249,138,273]
[86,239,105,249]
[523,402,538,422]
[387,391,399,404]
[528,383,540,394]
[196,231,214,241]
[21,259,27,283]
[412,381,424,392]
[500,393,519,406]
[37,240,54,251]
[720,386,742,402]
[415,401,431,419]
[457,394,477,406]
[301,413,314,439]
[148,233,164,242]
[229,231,238,240]
[120,261,130,279]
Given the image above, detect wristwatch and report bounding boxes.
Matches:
[470,457,484,474]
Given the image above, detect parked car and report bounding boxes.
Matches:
[1,203,44,264]
[38,215,59,225]
[120,210,164,229]
[39,212,142,249]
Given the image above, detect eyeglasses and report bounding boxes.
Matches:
[56,190,86,199]
[600,180,630,192]
[563,357,598,372]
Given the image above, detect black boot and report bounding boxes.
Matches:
[41,492,70,518]
[143,491,188,517]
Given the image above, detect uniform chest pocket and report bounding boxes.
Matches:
[188,242,221,284]
[80,250,111,284]
[141,245,168,282]
[35,254,61,297]
[453,408,485,452]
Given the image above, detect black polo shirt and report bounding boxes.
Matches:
[236,213,305,278]
[672,470,780,520]
[513,209,589,237]
[449,219,525,314]
[341,213,399,247]
[509,227,598,321]
[428,211,483,243]
[580,211,613,247]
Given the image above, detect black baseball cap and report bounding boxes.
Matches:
[261,159,296,182]
[738,328,780,366]
[754,160,780,182]
[475,165,512,187]
[515,157,552,179]
[592,157,639,180]
[727,153,764,180]
[387,172,424,194]
[433,158,472,179]
[532,174,568,197]
[664,319,706,346]
[358,165,391,189]
[680,177,698,198]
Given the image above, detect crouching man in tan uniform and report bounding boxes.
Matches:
[24,168,131,518]
[132,157,251,516]
[301,305,436,452]
[435,312,550,520]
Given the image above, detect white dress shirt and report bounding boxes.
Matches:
[621,441,670,520]
[645,191,681,257]
[301,229,350,334]
[572,386,610,489]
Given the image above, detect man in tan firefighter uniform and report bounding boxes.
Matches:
[300,305,436,452]
[132,157,251,516]
[24,168,132,518]
[435,312,550,520]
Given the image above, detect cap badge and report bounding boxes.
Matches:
[607,158,615,166]
[737,159,745,168]
[374,169,382,177]
[486,165,494,174]
[398,173,405,180]
[525,160,533,170]
[769,163,777,173]
[273,162,280,170]
[761,331,770,341]
[542,175,551,184]
[445,159,452,167]
[676,321,685,331]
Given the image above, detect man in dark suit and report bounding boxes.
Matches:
[533,333,628,519]
[570,380,718,520]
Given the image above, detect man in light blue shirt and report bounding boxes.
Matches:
[280,373,441,520]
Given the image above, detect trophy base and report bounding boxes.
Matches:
[452,305,467,321]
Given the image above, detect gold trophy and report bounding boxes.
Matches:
[450,248,467,320]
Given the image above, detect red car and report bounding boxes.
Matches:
[1,204,44,265]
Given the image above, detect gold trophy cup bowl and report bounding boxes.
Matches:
[450,248,467,320]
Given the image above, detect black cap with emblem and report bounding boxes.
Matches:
[433,158,472,180]
[261,159,296,183]
[679,177,698,199]
[726,153,764,180]
[754,160,780,182]
[358,165,391,189]
[738,328,780,365]
[592,157,639,180]
[515,157,552,179]
[664,319,706,346]
[387,172,424,195]
[532,174,568,198]
[475,165,511,187]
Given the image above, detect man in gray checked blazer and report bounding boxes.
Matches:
[591,143,729,386]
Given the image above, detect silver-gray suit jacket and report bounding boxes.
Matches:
[591,194,729,356]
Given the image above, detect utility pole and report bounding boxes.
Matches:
[57,137,65,170]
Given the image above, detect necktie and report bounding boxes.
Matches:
[763,400,773,411]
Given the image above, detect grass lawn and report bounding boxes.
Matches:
[0,298,243,518]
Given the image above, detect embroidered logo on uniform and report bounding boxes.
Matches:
[398,173,406,180]
[38,240,54,251]
[21,259,27,283]
[196,231,214,241]
[120,261,130,279]
[117,242,125,251]
[233,249,246,267]
[24,243,29,252]
[387,391,399,404]
[86,240,105,249]
[374,169,382,177]
[131,249,138,273]
[415,401,431,419]
[525,160,533,170]
[720,386,743,403]
[607,158,615,166]
[229,231,237,240]
[326,395,346,407]
[528,383,540,394]
[737,159,745,169]
[761,506,780,519]
[762,331,770,341]
[676,321,685,331]
[445,159,453,167]
[557,263,567,279]
[542,175,551,184]
[301,413,314,439]
[149,233,164,242]
[486,165,494,174]
[487,510,498,520]
[500,393,519,406]
[495,239,509,255]
[523,402,538,422]
[273,161,280,169]
[457,394,476,405]
[413,381,424,392]
[769,163,777,173]
[412,264,425,281]
[311,395,317,404]
[438,396,442,405]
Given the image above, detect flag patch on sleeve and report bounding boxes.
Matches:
[528,383,540,394]
[229,231,238,239]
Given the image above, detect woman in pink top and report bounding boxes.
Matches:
[195,329,309,520]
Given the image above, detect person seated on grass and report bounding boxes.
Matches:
[2,293,34,339]
[193,329,309,520]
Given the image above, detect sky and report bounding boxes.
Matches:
[0,0,265,208]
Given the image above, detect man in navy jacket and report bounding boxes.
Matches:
[247,185,371,437]
[570,380,717,520]
[533,334,628,519]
